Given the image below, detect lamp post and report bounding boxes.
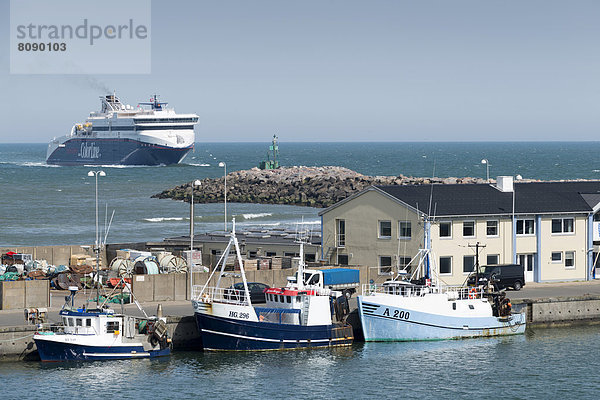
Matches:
[88,170,106,307]
[481,159,489,182]
[218,162,227,231]
[190,179,201,296]
[512,174,522,264]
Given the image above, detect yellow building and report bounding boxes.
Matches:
[319,177,600,285]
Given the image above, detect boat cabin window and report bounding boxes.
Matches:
[296,296,301,302]
[304,273,320,285]
[286,296,291,303]
[86,319,92,327]
[106,321,120,333]
[76,318,82,326]
[63,317,68,325]
[68,318,74,327]
[278,295,283,303]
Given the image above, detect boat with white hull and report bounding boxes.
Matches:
[191,220,353,351]
[358,224,526,342]
[46,93,198,166]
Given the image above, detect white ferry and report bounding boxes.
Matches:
[46,93,198,166]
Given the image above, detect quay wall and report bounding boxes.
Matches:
[0,280,50,310]
[0,244,106,267]
[515,295,600,327]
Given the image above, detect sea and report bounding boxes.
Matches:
[2,142,600,398]
[3,141,600,247]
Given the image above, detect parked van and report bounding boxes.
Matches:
[467,264,525,291]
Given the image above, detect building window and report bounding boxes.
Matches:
[487,254,499,265]
[284,252,299,257]
[336,219,346,247]
[565,251,575,268]
[463,221,475,237]
[305,253,316,262]
[439,222,452,238]
[379,256,393,275]
[552,218,574,234]
[399,221,411,239]
[486,220,498,236]
[398,256,412,273]
[516,219,535,235]
[439,256,452,275]
[337,254,349,265]
[551,252,562,263]
[463,255,475,274]
[379,220,392,239]
[266,251,277,257]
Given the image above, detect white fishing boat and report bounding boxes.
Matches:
[358,221,526,341]
[191,219,353,351]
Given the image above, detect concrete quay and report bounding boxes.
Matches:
[2,280,600,361]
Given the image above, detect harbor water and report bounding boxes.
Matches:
[0,326,598,399]
[3,141,600,246]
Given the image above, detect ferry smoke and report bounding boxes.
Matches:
[67,76,112,94]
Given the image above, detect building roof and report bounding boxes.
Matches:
[321,181,600,217]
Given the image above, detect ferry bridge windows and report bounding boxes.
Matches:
[462,221,475,238]
[439,222,452,238]
[487,254,499,265]
[379,220,392,239]
[551,218,574,234]
[398,221,411,239]
[517,219,535,235]
[486,220,498,237]
[463,255,475,274]
[439,256,452,275]
[378,256,392,275]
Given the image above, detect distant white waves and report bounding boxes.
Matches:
[144,217,186,223]
[1,161,61,168]
[187,163,211,167]
[241,213,273,219]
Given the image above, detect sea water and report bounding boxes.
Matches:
[2,141,600,246]
[0,325,598,399]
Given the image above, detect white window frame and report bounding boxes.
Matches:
[463,255,475,275]
[378,255,393,275]
[551,218,575,235]
[336,219,346,248]
[439,221,452,239]
[378,220,392,239]
[551,251,562,263]
[486,220,499,237]
[516,218,536,236]
[462,220,475,238]
[439,256,452,275]
[398,221,411,240]
[565,251,575,269]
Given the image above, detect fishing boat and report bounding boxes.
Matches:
[191,220,353,351]
[358,221,526,341]
[33,285,171,361]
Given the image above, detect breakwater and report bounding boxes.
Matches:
[152,166,488,207]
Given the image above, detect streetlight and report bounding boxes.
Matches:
[88,170,106,306]
[218,162,227,231]
[190,179,201,296]
[481,159,490,182]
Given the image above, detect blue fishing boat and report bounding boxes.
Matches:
[191,220,353,351]
[34,287,171,361]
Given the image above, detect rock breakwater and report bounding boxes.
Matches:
[151,166,489,208]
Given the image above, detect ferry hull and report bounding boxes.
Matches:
[358,296,526,342]
[34,336,170,361]
[46,138,192,166]
[195,312,353,351]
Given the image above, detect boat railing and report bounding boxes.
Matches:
[192,285,250,306]
[362,283,484,300]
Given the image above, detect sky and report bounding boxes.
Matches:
[1,0,599,143]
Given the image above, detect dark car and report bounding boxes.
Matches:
[228,282,270,304]
[468,264,525,291]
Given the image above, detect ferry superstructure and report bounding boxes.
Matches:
[46,93,198,166]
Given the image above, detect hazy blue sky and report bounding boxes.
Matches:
[1,0,599,143]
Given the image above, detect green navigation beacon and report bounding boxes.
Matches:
[258,134,280,170]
